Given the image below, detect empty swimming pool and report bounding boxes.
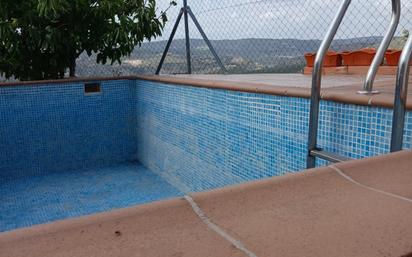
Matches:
[1,75,412,232]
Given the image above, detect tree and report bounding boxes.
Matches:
[0,0,176,80]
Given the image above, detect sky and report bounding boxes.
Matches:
[154,0,412,41]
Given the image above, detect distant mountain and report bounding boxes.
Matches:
[136,36,382,57]
[0,36,390,82]
[77,36,383,76]
[72,36,384,76]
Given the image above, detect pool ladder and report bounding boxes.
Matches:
[307,0,412,168]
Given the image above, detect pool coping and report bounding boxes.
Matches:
[136,75,411,110]
[1,74,411,110]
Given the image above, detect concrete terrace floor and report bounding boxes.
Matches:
[158,73,412,100]
[1,150,412,257]
[169,73,384,88]
[0,163,182,232]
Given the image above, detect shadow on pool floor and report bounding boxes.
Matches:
[0,162,183,232]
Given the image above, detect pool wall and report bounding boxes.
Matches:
[135,80,412,192]
[0,80,137,180]
[1,78,412,191]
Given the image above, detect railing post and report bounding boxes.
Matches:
[390,33,412,152]
[358,0,401,95]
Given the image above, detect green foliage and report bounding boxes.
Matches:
[0,0,176,80]
[401,29,409,39]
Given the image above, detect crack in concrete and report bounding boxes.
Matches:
[330,165,412,204]
[184,195,258,257]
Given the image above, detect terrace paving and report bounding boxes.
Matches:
[170,73,388,88]
[1,150,412,257]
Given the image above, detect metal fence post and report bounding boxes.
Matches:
[156,9,184,75]
[183,0,192,74]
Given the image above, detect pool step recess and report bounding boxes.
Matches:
[310,149,352,163]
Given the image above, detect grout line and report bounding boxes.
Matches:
[184,195,258,257]
[329,165,412,204]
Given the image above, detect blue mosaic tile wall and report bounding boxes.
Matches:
[0,80,137,180]
[1,78,412,196]
[135,80,412,193]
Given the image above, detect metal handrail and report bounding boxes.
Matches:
[358,0,401,94]
[307,0,352,168]
[390,33,412,152]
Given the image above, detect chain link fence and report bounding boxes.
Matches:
[2,0,412,81]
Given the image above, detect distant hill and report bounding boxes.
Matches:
[137,36,383,58]
[75,36,383,76]
[1,36,384,81]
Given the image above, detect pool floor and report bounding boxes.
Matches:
[0,163,183,232]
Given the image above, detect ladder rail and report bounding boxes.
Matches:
[390,32,412,152]
[307,0,352,169]
[359,0,401,94]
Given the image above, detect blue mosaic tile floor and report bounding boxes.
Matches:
[0,163,182,232]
